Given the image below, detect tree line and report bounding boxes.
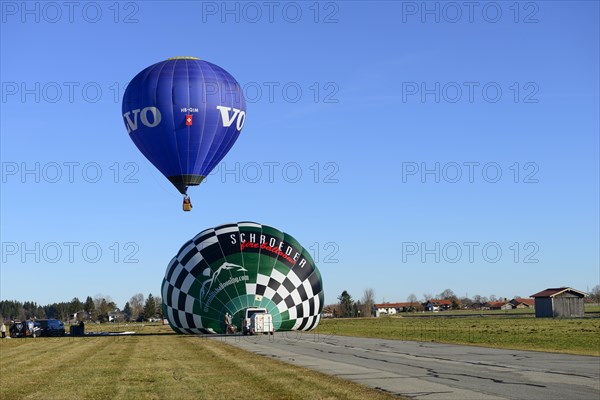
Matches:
[329,286,600,317]
[330,288,463,318]
[0,293,163,323]
[332,288,376,318]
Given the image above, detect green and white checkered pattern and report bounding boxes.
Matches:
[162,222,324,334]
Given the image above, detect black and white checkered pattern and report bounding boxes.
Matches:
[162,250,206,334]
[250,268,322,330]
[162,222,324,334]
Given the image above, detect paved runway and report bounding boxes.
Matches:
[212,333,599,399]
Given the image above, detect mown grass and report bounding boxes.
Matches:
[585,304,600,313]
[314,316,600,356]
[376,304,600,317]
[428,308,536,316]
[0,325,400,400]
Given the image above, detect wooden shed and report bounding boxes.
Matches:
[530,287,587,318]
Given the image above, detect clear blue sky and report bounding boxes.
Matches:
[1,1,598,308]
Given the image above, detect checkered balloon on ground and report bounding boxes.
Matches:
[162,222,324,334]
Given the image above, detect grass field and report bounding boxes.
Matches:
[2,316,597,398]
[314,316,600,356]
[0,326,404,399]
[0,325,399,400]
[372,304,600,317]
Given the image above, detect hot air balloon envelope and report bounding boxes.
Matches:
[122,57,246,195]
[162,222,324,334]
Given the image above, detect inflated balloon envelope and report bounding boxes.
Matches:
[121,57,246,210]
[162,222,324,334]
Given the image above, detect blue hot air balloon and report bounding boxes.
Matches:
[122,57,246,211]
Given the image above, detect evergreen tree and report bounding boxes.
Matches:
[337,290,354,318]
[70,297,83,314]
[98,298,109,322]
[0,300,24,320]
[143,294,156,321]
[84,296,95,319]
[123,302,132,322]
[451,299,460,310]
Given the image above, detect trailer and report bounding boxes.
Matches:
[241,308,274,335]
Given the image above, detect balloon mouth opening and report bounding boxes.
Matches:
[168,175,205,194]
[168,56,200,60]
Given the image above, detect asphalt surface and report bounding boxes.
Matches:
[211,333,600,400]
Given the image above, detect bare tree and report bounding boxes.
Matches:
[472,294,486,309]
[93,294,113,309]
[361,288,375,317]
[439,288,457,300]
[590,285,600,303]
[407,293,418,305]
[460,296,473,308]
[406,293,419,312]
[93,294,114,321]
[154,296,163,318]
[129,293,145,321]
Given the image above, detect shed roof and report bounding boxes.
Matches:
[487,301,509,308]
[530,287,587,298]
[511,298,535,306]
[426,299,453,306]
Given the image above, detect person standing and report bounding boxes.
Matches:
[1,322,6,338]
[27,319,35,338]
[224,313,232,334]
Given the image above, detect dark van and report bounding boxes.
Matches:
[34,319,65,337]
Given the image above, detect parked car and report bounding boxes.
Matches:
[34,319,65,337]
[9,320,27,337]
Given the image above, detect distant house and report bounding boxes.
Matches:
[373,302,416,317]
[321,307,335,318]
[487,301,513,311]
[72,311,90,322]
[424,299,453,312]
[108,309,124,322]
[462,302,483,310]
[531,287,587,318]
[510,298,535,308]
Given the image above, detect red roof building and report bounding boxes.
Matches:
[425,299,454,311]
[510,298,535,308]
[486,301,512,310]
[373,302,418,316]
